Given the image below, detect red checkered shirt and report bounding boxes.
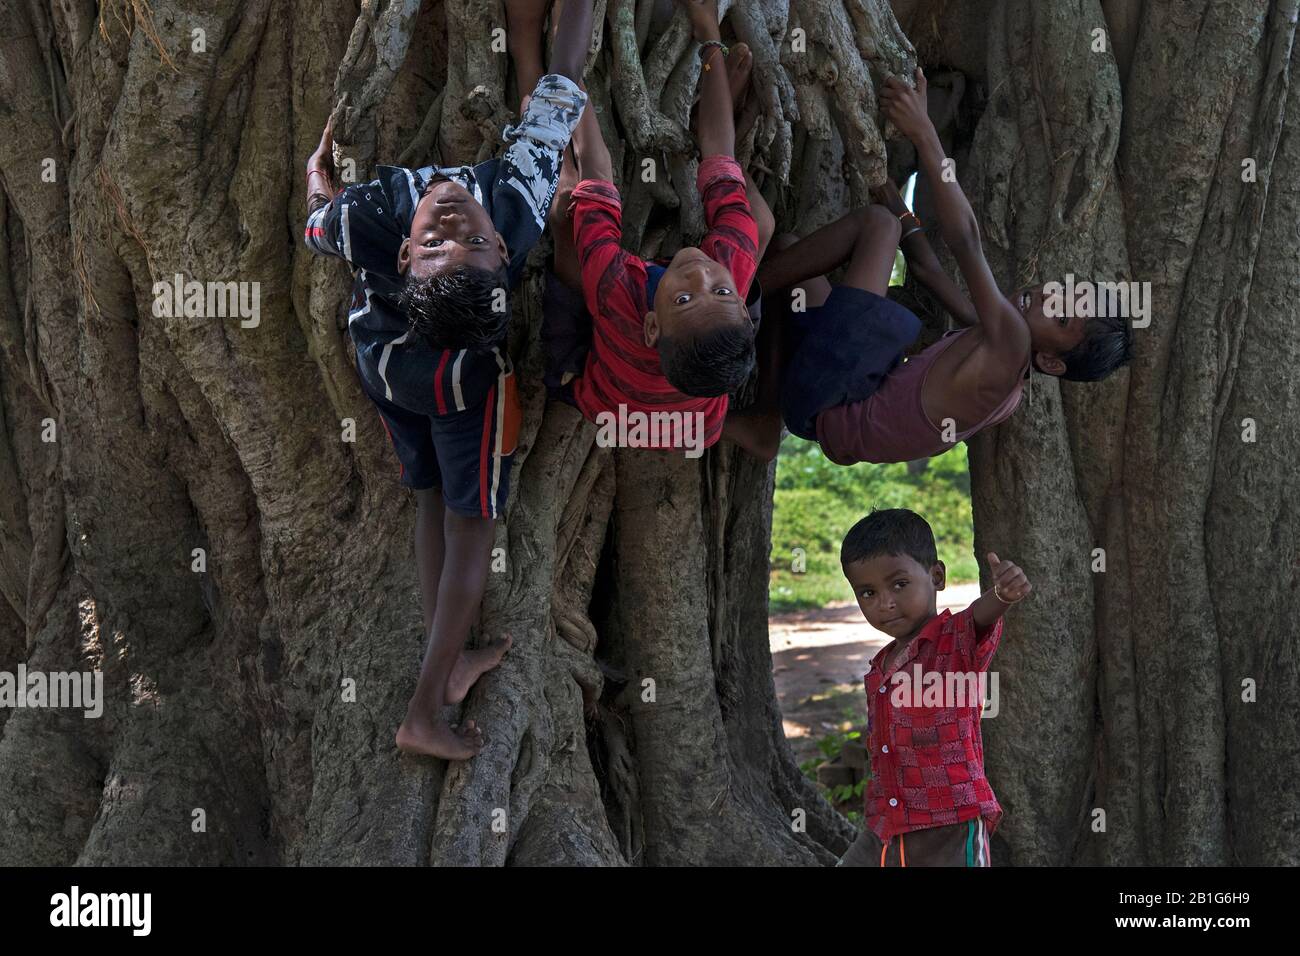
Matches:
[863,607,1003,841]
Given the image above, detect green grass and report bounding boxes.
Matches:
[769,435,977,613]
[797,696,872,824]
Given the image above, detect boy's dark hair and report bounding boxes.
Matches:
[841,509,938,570]
[659,322,756,397]
[1051,285,1135,382]
[400,264,512,350]
[1058,309,1133,381]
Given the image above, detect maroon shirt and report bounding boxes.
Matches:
[817,330,1027,464]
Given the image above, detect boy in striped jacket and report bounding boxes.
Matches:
[303,0,591,760]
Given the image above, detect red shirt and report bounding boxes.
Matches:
[863,607,1003,840]
[569,156,758,450]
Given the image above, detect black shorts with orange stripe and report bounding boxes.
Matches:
[837,817,992,867]
[359,355,521,519]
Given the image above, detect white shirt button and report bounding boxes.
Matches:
[889,798,898,807]
[879,686,887,694]
[882,745,889,754]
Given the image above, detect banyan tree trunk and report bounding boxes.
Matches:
[0,0,911,866]
[897,0,1300,865]
[2,0,1294,868]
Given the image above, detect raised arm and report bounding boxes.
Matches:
[969,552,1031,632]
[570,178,642,323]
[880,69,1028,357]
[746,170,775,264]
[548,0,594,83]
[871,178,978,326]
[680,1,733,159]
[305,114,336,215]
[572,95,612,183]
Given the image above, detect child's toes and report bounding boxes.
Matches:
[728,43,754,104]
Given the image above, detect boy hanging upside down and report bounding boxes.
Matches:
[303,0,593,760]
[745,66,1133,464]
[543,0,777,459]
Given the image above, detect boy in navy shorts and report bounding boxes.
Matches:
[756,200,922,455]
[303,0,592,760]
[747,68,1131,465]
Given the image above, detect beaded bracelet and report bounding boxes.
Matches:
[699,39,728,72]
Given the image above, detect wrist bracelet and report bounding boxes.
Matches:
[698,39,728,60]
[993,584,1019,605]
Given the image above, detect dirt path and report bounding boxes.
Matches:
[770,584,982,767]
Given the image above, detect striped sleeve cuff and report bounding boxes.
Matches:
[696,155,745,193]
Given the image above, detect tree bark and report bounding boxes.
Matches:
[0,0,912,866]
[3,0,1293,868]
[907,0,1299,865]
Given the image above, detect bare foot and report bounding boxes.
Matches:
[446,634,513,705]
[728,42,762,143]
[728,42,753,112]
[396,714,484,760]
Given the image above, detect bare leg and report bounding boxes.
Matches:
[840,204,903,295]
[757,204,902,295]
[396,512,499,760]
[413,487,445,636]
[413,489,511,708]
[723,45,777,262]
[728,42,766,154]
[506,0,551,105]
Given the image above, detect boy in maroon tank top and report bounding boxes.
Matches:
[746,67,1133,465]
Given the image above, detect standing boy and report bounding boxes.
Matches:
[836,509,1031,866]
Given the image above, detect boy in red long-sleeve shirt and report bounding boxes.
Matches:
[544,1,776,458]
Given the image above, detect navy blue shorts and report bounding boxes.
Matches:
[359,360,521,519]
[780,285,921,441]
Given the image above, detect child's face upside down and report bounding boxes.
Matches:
[643,246,751,348]
[1016,282,1090,375]
[399,178,509,280]
[844,552,947,643]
